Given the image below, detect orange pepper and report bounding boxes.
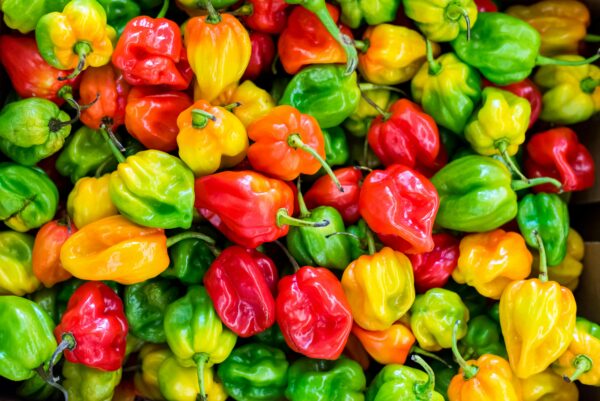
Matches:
[352,323,415,365]
[32,220,75,287]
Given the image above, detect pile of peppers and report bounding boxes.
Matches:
[0,0,599,400]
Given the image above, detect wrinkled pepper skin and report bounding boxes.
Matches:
[0,296,57,381]
[276,266,353,360]
[80,64,130,130]
[459,315,507,360]
[212,80,276,128]
[520,369,579,401]
[337,0,401,28]
[0,0,69,33]
[158,356,227,401]
[0,232,39,297]
[366,362,444,401]
[134,344,170,400]
[55,281,128,371]
[204,246,278,337]
[162,237,216,285]
[342,247,415,331]
[217,343,289,401]
[532,228,584,291]
[517,193,569,267]
[410,288,469,351]
[453,229,532,299]
[60,215,170,284]
[352,323,415,365]
[243,31,276,80]
[553,317,600,385]
[32,220,74,288]
[408,233,460,293]
[305,167,362,224]
[285,357,366,401]
[67,175,119,229]
[500,278,577,378]
[0,163,59,232]
[124,278,182,343]
[280,64,361,129]
[403,0,478,42]
[242,0,289,34]
[63,361,122,401]
[482,78,542,128]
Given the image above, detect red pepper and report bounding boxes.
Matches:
[242,32,276,81]
[54,282,128,371]
[204,246,278,338]
[0,35,80,105]
[304,167,362,224]
[278,4,352,74]
[524,127,595,193]
[360,164,439,254]
[241,0,289,34]
[368,99,440,175]
[482,78,542,128]
[112,16,193,90]
[407,233,460,293]
[276,266,352,359]
[32,220,76,288]
[80,65,130,130]
[124,86,192,152]
[474,0,498,12]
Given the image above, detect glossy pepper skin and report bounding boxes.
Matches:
[63,361,122,401]
[60,215,170,284]
[276,266,353,360]
[337,0,401,28]
[359,164,439,254]
[459,315,507,360]
[0,296,57,381]
[124,278,182,343]
[134,344,170,400]
[217,343,289,401]
[482,78,542,128]
[162,238,216,285]
[0,232,39,296]
[158,355,227,401]
[67,175,119,229]
[185,13,251,102]
[204,246,278,337]
[97,0,140,36]
[0,163,59,232]
[112,16,193,90]
[55,281,128,371]
[366,360,444,401]
[285,357,366,401]
[32,220,74,288]
[322,126,350,168]
[342,247,415,331]
[35,0,116,78]
[532,228,584,291]
[352,323,415,365]
[0,98,71,166]
[534,58,600,125]
[125,87,192,152]
[344,88,398,137]
[411,288,469,351]
[195,171,295,248]
[403,0,478,42]
[453,229,532,299]
[211,80,276,128]
[280,64,361,129]
[243,32,276,81]
[408,233,460,293]
[553,317,600,385]
[242,0,288,34]
[525,127,595,193]
[80,64,130,130]
[520,369,579,401]
[0,0,68,33]
[517,193,569,267]
[305,167,362,224]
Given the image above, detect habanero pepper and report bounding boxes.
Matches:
[211,80,276,128]
[241,0,289,34]
[97,0,141,37]
[520,368,579,401]
[474,0,497,12]
[62,360,122,401]
[162,237,216,285]
[343,87,398,137]
[482,78,542,128]
[242,32,276,81]
[459,314,507,360]
[337,0,401,28]
[553,317,600,385]
[321,126,349,169]
[32,220,75,288]
[158,356,227,401]
[352,323,416,365]
[134,344,170,400]
[0,0,69,33]
[67,175,119,229]
[403,0,478,42]
[80,64,130,130]
[0,232,40,296]
[408,232,460,293]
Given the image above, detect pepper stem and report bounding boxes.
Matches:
[411,355,436,399]
[426,40,442,75]
[511,177,563,192]
[495,141,528,182]
[287,134,343,192]
[274,240,300,272]
[59,41,92,81]
[533,230,548,282]
[325,231,363,242]
[58,85,100,126]
[360,91,391,120]
[411,346,453,368]
[358,83,407,96]
[166,231,216,248]
[48,333,76,382]
[204,0,222,24]
[156,0,169,18]
[296,178,310,218]
[276,208,329,228]
[354,39,370,52]
[580,77,600,94]
[230,3,254,16]
[451,321,479,380]
[36,365,69,401]
[100,124,126,164]
[224,102,242,111]
[193,353,209,401]
[192,109,217,129]
[536,52,600,67]
[585,34,600,42]
[366,228,376,256]
[445,3,471,41]
[564,354,593,383]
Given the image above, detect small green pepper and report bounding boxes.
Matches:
[97,0,141,36]
[336,0,401,28]
[63,361,122,401]
[161,237,216,285]
[322,126,350,168]
[29,287,59,324]
[459,315,507,360]
[0,0,69,33]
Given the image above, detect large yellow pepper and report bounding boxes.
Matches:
[177,99,248,177]
[158,356,227,401]
[67,175,118,229]
[341,247,415,331]
[209,81,276,128]
[552,317,600,386]
[453,229,532,299]
[134,344,170,401]
[520,369,579,401]
[506,0,590,56]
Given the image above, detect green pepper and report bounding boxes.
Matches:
[488,302,500,323]
[451,12,600,85]
[444,279,487,318]
[366,355,444,401]
[279,65,361,129]
[286,187,351,270]
[0,231,39,296]
[459,315,507,360]
[55,126,116,183]
[517,193,569,268]
[0,0,69,33]
[347,219,371,260]
[336,0,401,28]
[410,288,470,352]
[322,126,349,168]
[285,357,366,401]
[63,361,122,401]
[217,343,289,401]
[16,373,58,401]
[0,296,57,381]
[124,278,182,343]
[343,88,398,137]
[411,41,482,136]
[252,323,289,351]
[427,359,457,401]
[403,0,477,42]
[30,287,59,324]
[161,237,216,285]
[0,98,72,166]
[97,0,140,36]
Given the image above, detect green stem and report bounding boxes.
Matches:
[48,333,76,382]
[360,91,391,120]
[426,40,442,75]
[325,231,363,242]
[100,125,126,163]
[229,3,253,16]
[311,6,357,75]
[358,83,406,96]
[94,158,114,178]
[496,141,528,182]
[194,353,209,401]
[296,178,310,218]
[536,52,600,67]
[192,109,216,129]
[36,366,68,401]
[166,232,216,248]
[511,177,563,192]
[276,208,329,228]
[451,321,479,380]
[366,228,376,256]
[224,102,241,111]
[362,137,370,168]
[533,230,548,282]
[156,0,169,18]
[287,134,343,192]
[446,3,471,41]
[580,77,600,94]
[58,85,99,126]
[354,39,369,52]
[204,0,222,24]
[274,240,300,272]
[59,41,91,81]
[584,34,600,42]
[411,346,453,368]
[564,355,593,383]
[411,355,436,398]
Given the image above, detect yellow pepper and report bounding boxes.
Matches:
[552,317,600,386]
[506,0,590,56]
[209,80,276,128]
[158,356,227,401]
[453,229,532,299]
[341,247,415,331]
[520,369,579,401]
[0,232,40,296]
[357,24,439,85]
[67,175,118,229]
[134,344,170,401]
[177,99,248,177]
